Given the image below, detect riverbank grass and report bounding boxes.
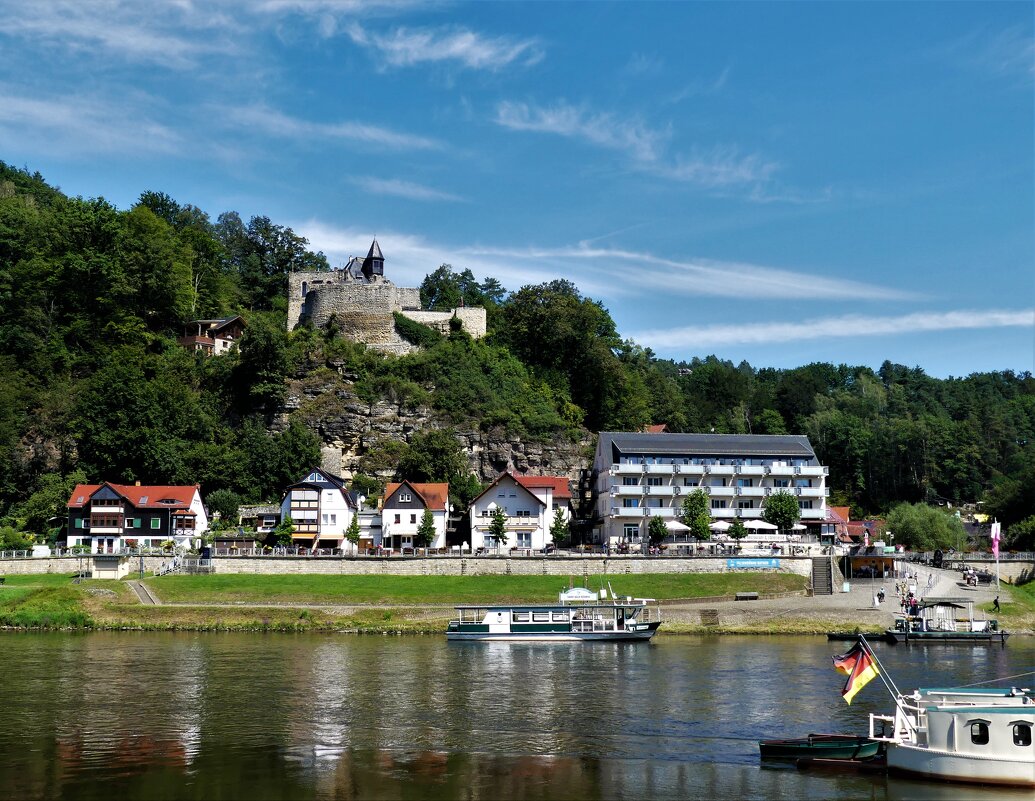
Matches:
[143,573,807,606]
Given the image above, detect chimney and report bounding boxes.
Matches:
[135,481,141,486]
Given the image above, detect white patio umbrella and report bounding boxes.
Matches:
[790,523,807,531]
[666,520,691,532]
[743,519,778,530]
[708,520,732,531]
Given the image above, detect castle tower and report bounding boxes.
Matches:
[361,239,384,281]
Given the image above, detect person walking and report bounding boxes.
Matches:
[993,596,1001,613]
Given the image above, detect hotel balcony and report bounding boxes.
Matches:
[611,485,644,497]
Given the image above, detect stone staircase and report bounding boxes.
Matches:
[811,556,834,596]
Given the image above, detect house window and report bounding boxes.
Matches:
[394,514,400,524]
[329,514,336,526]
[517,532,531,548]
[970,721,990,745]
[400,493,411,502]
[74,519,83,529]
[711,500,727,509]
[623,524,639,540]
[410,514,416,524]
[150,518,160,529]
[1013,723,1032,746]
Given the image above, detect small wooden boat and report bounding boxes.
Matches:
[759,733,883,760]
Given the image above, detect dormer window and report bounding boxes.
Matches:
[400,493,411,503]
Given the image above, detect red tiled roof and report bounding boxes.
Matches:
[385,481,449,511]
[831,506,851,523]
[514,475,571,500]
[645,424,668,433]
[67,483,199,509]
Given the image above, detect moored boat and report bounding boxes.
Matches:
[446,586,661,642]
[759,733,883,760]
[885,597,1007,644]
[869,686,1035,787]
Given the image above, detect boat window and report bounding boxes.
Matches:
[552,612,568,622]
[512,612,530,623]
[969,721,990,745]
[532,612,550,622]
[1013,723,1032,747]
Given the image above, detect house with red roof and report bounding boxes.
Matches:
[66,482,208,553]
[468,471,572,552]
[380,481,450,551]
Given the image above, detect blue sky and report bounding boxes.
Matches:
[1,1,1032,378]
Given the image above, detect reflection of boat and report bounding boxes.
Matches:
[827,631,891,642]
[886,597,1007,644]
[869,686,1035,787]
[759,733,883,760]
[446,586,661,642]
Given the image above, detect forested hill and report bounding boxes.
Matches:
[1,161,1033,548]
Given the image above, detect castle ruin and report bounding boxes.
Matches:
[286,239,487,355]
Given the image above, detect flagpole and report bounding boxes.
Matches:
[994,519,1001,591]
[858,633,903,701]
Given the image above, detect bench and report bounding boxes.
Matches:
[735,591,759,601]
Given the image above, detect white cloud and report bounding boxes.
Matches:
[223,105,442,150]
[932,24,1035,82]
[349,176,463,202]
[292,222,911,305]
[346,23,543,70]
[0,89,183,156]
[494,100,780,189]
[630,309,1035,350]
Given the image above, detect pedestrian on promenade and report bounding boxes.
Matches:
[993,596,1001,613]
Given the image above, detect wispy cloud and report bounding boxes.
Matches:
[223,105,442,150]
[669,66,731,103]
[495,101,668,164]
[930,24,1035,82]
[631,309,1035,350]
[0,0,239,68]
[0,89,183,156]
[292,221,911,304]
[349,176,463,202]
[494,100,781,190]
[346,23,543,70]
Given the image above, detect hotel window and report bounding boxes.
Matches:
[970,721,990,745]
[1013,723,1032,746]
[622,498,640,508]
[646,477,663,486]
[794,479,813,488]
[517,532,531,548]
[799,500,814,510]
[711,500,727,509]
[623,524,639,540]
[683,478,698,487]
[773,479,790,488]
[736,478,753,487]
[737,501,753,509]
[623,477,638,486]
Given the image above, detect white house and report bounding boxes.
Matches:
[380,481,449,551]
[592,432,830,547]
[280,468,357,551]
[468,472,572,552]
[66,482,209,553]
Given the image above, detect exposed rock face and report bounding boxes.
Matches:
[282,368,591,484]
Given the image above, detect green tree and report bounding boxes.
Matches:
[273,515,295,547]
[763,491,800,534]
[415,508,436,548]
[489,506,508,547]
[680,490,709,527]
[549,508,570,547]
[884,503,966,552]
[647,514,669,547]
[345,514,361,549]
[206,489,241,530]
[728,518,748,542]
[11,470,86,540]
[0,525,33,551]
[690,513,712,542]
[1005,515,1035,551]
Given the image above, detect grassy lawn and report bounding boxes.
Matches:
[0,573,93,627]
[144,572,807,606]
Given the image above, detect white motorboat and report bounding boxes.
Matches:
[446,586,661,642]
[869,686,1035,787]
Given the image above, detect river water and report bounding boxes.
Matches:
[1,632,1032,800]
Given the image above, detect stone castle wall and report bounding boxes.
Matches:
[286,271,486,354]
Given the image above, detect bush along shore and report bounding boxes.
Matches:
[1,573,1032,635]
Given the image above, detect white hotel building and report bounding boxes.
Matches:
[592,432,830,546]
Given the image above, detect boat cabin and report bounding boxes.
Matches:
[893,597,998,634]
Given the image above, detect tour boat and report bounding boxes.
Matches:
[445,586,661,642]
[758,733,883,761]
[885,597,1007,644]
[868,686,1034,787]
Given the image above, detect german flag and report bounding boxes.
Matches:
[832,641,879,704]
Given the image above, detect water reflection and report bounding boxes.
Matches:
[0,632,1031,800]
